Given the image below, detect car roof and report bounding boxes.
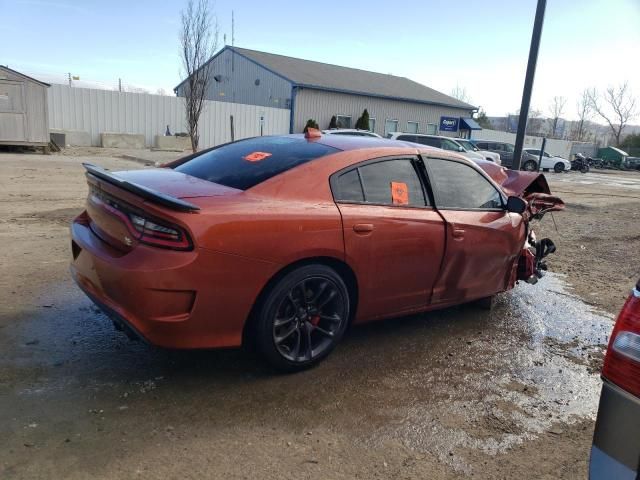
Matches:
[472,139,511,145]
[322,128,375,134]
[287,133,411,151]
[393,133,449,139]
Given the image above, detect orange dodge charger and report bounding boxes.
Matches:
[70,132,563,371]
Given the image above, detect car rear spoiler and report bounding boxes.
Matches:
[82,163,200,212]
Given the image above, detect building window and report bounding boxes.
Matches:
[384,119,399,137]
[407,121,419,134]
[426,123,437,135]
[336,115,352,128]
[368,118,376,133]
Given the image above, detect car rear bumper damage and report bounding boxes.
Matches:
[589,380,640,479]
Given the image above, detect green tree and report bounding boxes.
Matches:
[475,109,492,129]
[303,119,319,133]
[621,133,640,149]
[355,109,370,130]
[328,115,338,129]
[621,132,640,156]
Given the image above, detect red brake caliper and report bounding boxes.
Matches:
[310,315,321,326]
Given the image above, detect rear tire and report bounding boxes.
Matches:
[522,160,537,172]
[254,264,350,372]
[554,162,564,173]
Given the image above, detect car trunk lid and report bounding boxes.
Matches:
[83,164,241,252]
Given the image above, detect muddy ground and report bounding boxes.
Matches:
[1,151,638,479]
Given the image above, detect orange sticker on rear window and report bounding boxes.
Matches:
[391,181,409,205]
[243,151,272,162]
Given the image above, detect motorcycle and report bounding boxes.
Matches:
[571,153,591,173]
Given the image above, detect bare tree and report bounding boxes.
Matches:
[588,82,637,146]
[180,0,218,152]
[573,89,593,141]
[548,96,567,138]
[450,84,471,104]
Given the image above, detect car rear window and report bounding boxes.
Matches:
[173,136,340,190]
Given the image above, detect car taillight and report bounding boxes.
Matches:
[128,212,192,250]
[602,282,640,397]
[89,187,193,251]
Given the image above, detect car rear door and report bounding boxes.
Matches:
[332,156,446,321]
[424,157,525,304]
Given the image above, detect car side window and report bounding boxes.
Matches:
[332,158,428,207]
[416,137,439,148]
[427,158,503,210]
[476,142,488,150]
[397,135,417,142]
[333,169,364,202]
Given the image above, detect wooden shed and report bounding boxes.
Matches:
[0,66,50,149]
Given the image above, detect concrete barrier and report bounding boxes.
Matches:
[154,135,192,151]
[50,129,92,147]
[101,133,145,149]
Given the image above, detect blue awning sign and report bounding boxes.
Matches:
[440,116,459,132]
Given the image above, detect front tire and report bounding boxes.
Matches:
[554,162,565,173]
[522,160,537,171]
[254,264,350,372]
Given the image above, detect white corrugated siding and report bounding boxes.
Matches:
[48,85,290,148]
[293,89,473,136]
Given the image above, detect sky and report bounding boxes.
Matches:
[2,0,639,120]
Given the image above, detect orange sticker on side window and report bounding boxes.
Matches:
[391,181,409,205]
[243,151,272,162]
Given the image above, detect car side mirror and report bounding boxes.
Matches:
[506,196,527,214]
[458,146,465,152]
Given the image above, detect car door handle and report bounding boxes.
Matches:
[353,223,374,234]
[452,227,465,239]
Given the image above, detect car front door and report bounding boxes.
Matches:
[424,157,525,304]
[332,156,446,321]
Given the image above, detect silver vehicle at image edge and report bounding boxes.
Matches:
[589,278,640,479]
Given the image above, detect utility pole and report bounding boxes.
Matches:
[512,0,546,170]
[68,72,72,87]
[118,78,122,92]
[231,10,235,73]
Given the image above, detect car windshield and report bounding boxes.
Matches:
[443,139,463,151]
[457,140,476,151]
[174,136,340,190]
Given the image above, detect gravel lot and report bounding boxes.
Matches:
[1,150,638,479]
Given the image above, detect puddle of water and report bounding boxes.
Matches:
[364,273,612,473]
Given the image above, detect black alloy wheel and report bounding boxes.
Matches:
[255,265,349,372]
